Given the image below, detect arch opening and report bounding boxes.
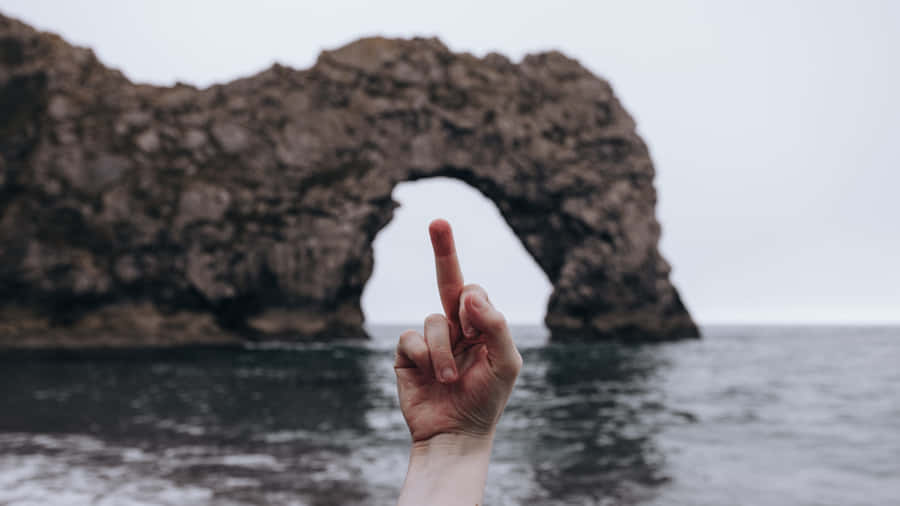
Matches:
[361,177,553,331]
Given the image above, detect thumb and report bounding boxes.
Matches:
[464,293,522,379]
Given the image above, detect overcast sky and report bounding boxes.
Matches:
[3,0,897,324]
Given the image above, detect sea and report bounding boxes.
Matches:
[0,325,897,506]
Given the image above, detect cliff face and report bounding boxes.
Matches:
[0,14,698,347]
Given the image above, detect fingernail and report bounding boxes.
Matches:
[472,294,488,310]
[463,326,477,338]
[441,367,456,382]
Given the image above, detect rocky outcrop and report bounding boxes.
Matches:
[0,14,698,347]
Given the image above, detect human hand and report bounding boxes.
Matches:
[394,219,523,443]
[395,219,523,505]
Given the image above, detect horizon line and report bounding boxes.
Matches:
[365,320,900,327]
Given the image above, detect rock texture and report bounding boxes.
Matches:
[0,14,698,347]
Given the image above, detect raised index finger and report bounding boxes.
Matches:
[428,219,464,332]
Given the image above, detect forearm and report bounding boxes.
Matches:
[398,433,494,506]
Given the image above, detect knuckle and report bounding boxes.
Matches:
[499,350,523,377]
[398,329,418,345]
[424,313,446,327]
[462,283,484,294]
[488,311,508,333]
[461,284,488,303]
[411,347,429,363]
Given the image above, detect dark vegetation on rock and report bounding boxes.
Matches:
[0,14,698,347]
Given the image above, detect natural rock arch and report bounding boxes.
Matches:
[0,14,698,347]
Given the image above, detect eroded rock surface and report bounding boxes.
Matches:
[0,14,698,347]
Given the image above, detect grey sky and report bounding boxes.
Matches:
[3,0,898,324]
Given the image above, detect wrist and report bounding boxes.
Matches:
[399,433,494,505]
[410,431,494,458]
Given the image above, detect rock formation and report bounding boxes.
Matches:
[0,14,698,347]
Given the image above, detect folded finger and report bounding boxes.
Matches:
[424,313,458,383]
[395,330,432,374]
[464,293,522,380]
[458,283,490,340]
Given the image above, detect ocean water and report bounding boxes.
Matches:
[0,325,897,506]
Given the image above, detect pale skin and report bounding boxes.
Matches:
[395,219,523,505]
